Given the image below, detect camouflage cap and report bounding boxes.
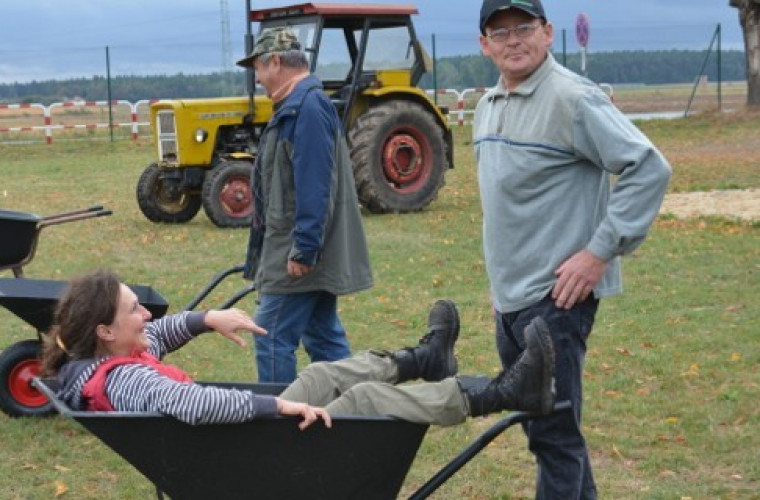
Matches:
[236,27,302,67]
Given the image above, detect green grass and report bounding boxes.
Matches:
[1,119,759,499]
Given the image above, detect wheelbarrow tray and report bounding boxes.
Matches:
[0,209,40,269]
[0,278,169,332]
[33,379,429,500]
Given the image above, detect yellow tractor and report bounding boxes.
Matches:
[137,2,453,227]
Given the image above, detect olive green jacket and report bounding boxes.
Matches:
[243,76,373,296]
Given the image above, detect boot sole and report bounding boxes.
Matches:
[433,299,459,378]
[526,316,556,414]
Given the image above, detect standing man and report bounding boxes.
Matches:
[236,27,372,383]
[474,1,671,498]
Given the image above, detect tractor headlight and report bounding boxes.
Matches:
[194,128,208,143]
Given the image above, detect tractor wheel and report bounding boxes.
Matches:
[349,101,448,213]
[202,160,254,228]
[136,163,202,223]
[0,340,53,417]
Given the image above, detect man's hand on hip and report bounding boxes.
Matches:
[552,249,607,310]
[287,260,314,278]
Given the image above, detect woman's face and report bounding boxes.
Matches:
[100,284,152,356]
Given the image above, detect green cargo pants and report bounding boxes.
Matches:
[279,350,469,426]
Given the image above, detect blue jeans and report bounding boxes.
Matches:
[496,295,599,500]
[253,291,351,383]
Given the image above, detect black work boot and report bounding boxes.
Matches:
[460,316,556,416]
[392,299,459,383]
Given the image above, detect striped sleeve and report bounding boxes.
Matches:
[144,311,203,360]
[104,364,279,425]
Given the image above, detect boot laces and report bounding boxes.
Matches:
[418,329,436,345]
[493,353,529,395]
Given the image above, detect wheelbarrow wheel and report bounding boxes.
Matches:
[0,340,54,417]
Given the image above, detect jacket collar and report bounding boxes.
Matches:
[490,52,555,101]
[272,74,322,115]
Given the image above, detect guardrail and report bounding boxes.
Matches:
[1,85,617,145]
[423,83,614,127]
[425,88,488,127]
[0,99,155,144]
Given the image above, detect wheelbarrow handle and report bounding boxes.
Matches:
[408,400,573,500]
[183,265,247,311]
[40,205,105,221]
[37,208,112,229]
[37,210,113,231]
[218,283,257,310]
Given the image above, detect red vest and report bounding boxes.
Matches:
[82,351,193,411]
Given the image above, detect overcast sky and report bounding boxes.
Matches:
[0,0,745,84]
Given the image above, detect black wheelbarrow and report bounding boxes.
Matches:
[0,206,170,417]
[33,377,571,499]
[0,206,111,278]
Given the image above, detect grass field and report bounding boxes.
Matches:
[1,108,759,499]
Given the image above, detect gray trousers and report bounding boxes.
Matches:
[279,350,469,426]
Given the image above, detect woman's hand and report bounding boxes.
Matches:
[276,398,332,430]
[204,308,267,347]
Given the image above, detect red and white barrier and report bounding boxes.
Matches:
[0,99,150,144]
[9,86,618,145]
[0,102,50,143]
[1,85,617,145]
[426,87,492,127]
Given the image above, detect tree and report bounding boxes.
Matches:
[730,0,760,106]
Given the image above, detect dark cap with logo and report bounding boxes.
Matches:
[236,27,302,68]
[480,0,546,34]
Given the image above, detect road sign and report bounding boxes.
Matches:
[576,13,590,48]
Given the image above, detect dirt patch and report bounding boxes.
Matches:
[660,189,760,220]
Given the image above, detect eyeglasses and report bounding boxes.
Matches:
[486,23,540,43]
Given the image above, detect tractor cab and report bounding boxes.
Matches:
[247,3,432,126]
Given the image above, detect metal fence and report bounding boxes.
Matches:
[0,22,745,144]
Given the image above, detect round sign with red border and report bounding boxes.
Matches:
[576,13,590,48]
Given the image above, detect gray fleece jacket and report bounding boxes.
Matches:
[474,53,672,313]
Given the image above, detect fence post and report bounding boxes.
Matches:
[130,101,139,141]
[432,33,438,106]
[106,46,114,142]
[44,106,53,145]
[684,23,721,118]
[717,23,722,111]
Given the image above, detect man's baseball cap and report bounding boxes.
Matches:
[480,0,546,34]
[236,26,302,67]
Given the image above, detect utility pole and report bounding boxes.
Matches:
[220,0,233,95]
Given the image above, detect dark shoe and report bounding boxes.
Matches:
[460,316,555,416]
[393,299,459,383]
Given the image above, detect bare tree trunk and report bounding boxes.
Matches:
[731,0,760,106]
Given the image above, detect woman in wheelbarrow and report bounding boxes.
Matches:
[42,270,556,429]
